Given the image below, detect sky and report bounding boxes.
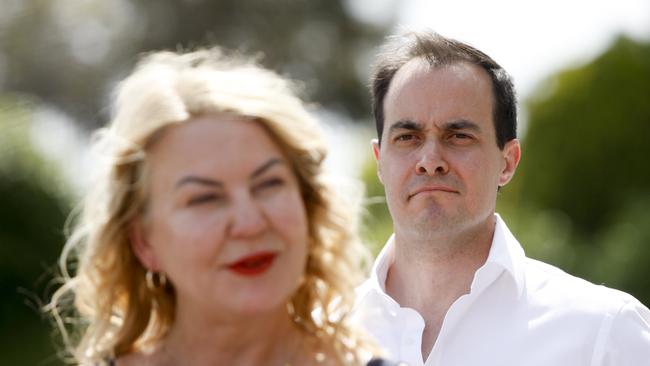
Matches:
[397,0,650,99]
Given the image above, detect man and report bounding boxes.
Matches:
[353,31,650,366]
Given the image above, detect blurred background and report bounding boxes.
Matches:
[1,0,648,364]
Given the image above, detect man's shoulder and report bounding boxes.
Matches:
[522,256,639,314]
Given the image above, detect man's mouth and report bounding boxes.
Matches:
[408,185,458,200]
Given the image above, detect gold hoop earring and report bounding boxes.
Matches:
[146,270,167,291]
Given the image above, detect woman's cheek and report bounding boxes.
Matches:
[171,210,228,246]
[266,191,307,230]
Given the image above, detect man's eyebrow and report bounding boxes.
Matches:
[442,119,482,132]
[387,119,423,134]
[250,158,283,179]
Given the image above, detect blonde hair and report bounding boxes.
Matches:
[47,48,372,365]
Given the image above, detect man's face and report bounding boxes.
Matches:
[373,59,520,239]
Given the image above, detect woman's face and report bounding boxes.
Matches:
[132,114,309,317]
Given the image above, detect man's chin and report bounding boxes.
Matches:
[409,210,457,233]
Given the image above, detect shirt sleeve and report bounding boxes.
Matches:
[598,298,650,365]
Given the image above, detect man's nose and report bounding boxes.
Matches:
[415,142,449,176]
[227,193,268,238]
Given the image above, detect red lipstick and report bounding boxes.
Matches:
[227,252,277,276]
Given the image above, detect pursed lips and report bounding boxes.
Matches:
[408,185,459,200]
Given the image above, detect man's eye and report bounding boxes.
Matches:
[395,134,416,142]
[187,194,222,206]
[451,133,472,140]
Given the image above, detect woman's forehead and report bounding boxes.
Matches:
[145,116,290,187]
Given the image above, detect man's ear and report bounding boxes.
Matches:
[371,139,383,184]
[129,219,160,271]
[499,139,521,187]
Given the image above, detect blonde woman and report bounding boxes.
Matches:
[47,48,396,366]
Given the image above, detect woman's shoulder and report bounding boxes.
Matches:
[90,358,115,366]
[96,357,116,366]
[107,350,153,366]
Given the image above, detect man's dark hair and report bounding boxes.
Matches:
[371,31,517,149]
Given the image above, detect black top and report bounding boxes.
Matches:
[104,357,405,365]
[367,358,407,366]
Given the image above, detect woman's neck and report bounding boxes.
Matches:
[157,304,304,366]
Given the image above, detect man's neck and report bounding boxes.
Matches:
[385,216,496,360]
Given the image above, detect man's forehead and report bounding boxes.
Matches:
[387,58,492,103]
[387,58,432,95]
[382,58,495,135]
[389,58,487,94]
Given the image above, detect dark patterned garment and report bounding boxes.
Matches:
[367,358,408,366]
[103,356,406,365]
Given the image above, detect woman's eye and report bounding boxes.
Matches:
[187,194,221,206]
[255,178,284,191]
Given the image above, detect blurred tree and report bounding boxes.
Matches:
[508,35,650,236]
[500,35,650,305]
[0,0,396,129]
[359,148,392,256]
[0,96,71,365]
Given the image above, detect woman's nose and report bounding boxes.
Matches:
[227,194,268,238]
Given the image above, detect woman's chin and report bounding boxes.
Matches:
[225,290,294,316]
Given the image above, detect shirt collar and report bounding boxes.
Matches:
[354,233,398,311]
[359,213,527,302]
[369,232,395,293]
[486,213,526,297]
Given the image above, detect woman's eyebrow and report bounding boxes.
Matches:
[175,176,224,189]
[250,158,284,179]
[174,158,284,189]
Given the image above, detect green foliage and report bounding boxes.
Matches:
[359,150,392,256]
[509,36,650,235]
[499,35,650,305]
[0,97,70,365]
[587,196,650,298]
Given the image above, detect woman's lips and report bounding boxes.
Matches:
[226,252,277,276]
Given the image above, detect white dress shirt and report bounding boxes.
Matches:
[353,214,650,366]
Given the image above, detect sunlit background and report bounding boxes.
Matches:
[1,0,649,364]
